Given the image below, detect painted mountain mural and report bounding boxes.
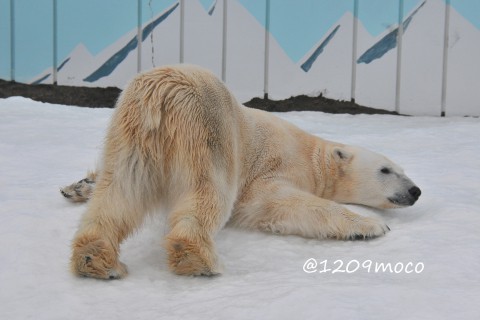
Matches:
[30,0,480,116]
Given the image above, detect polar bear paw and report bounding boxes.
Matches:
[61,172,96,203]
[165,237,221,276]
[71,236,127,280]
[344,217,390,240]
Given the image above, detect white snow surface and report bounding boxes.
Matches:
[1,97,479,319]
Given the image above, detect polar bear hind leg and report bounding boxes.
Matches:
[70,66,238,279]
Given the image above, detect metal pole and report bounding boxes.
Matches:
[350,0,359,103]
[10,0,15,81]
[137,0,142,72]
[221,0,227,82]
[179,0,184,63]
[440,0,450,117]
[53,0,58,84]
[263,0,270,99]
[395,0,404,113]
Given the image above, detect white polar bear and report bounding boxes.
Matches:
[63,64,421,279]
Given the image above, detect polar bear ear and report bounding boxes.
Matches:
[333,147,353,162]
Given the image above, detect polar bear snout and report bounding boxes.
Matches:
[409,186,421,200]
[388,185,421,207]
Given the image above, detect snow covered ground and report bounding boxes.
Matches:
[1,96,479,319]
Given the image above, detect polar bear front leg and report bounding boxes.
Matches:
[232,183,389,240]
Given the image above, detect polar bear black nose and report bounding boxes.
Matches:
[409,186,421,200]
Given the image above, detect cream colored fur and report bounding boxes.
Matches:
[66,65,420,279]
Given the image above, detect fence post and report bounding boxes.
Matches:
[9,0,15,81]
[395,0,404,113]
[53,0,58,84]
[440,0,450,117]
[350,0,359,103]
[137,0,142,73]
[221,0,227,82]
[263,0,270,99]
[179,0,184,63]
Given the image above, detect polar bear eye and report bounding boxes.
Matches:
[381,167,391,174]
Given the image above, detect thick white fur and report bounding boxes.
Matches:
[67,65,420,279]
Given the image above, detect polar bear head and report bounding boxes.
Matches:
[327,145,421,209]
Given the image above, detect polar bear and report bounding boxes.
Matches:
[63,65,421,279]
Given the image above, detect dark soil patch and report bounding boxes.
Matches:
[244,95,399,115]
[0,79,399,115]
[0,79,121,108]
